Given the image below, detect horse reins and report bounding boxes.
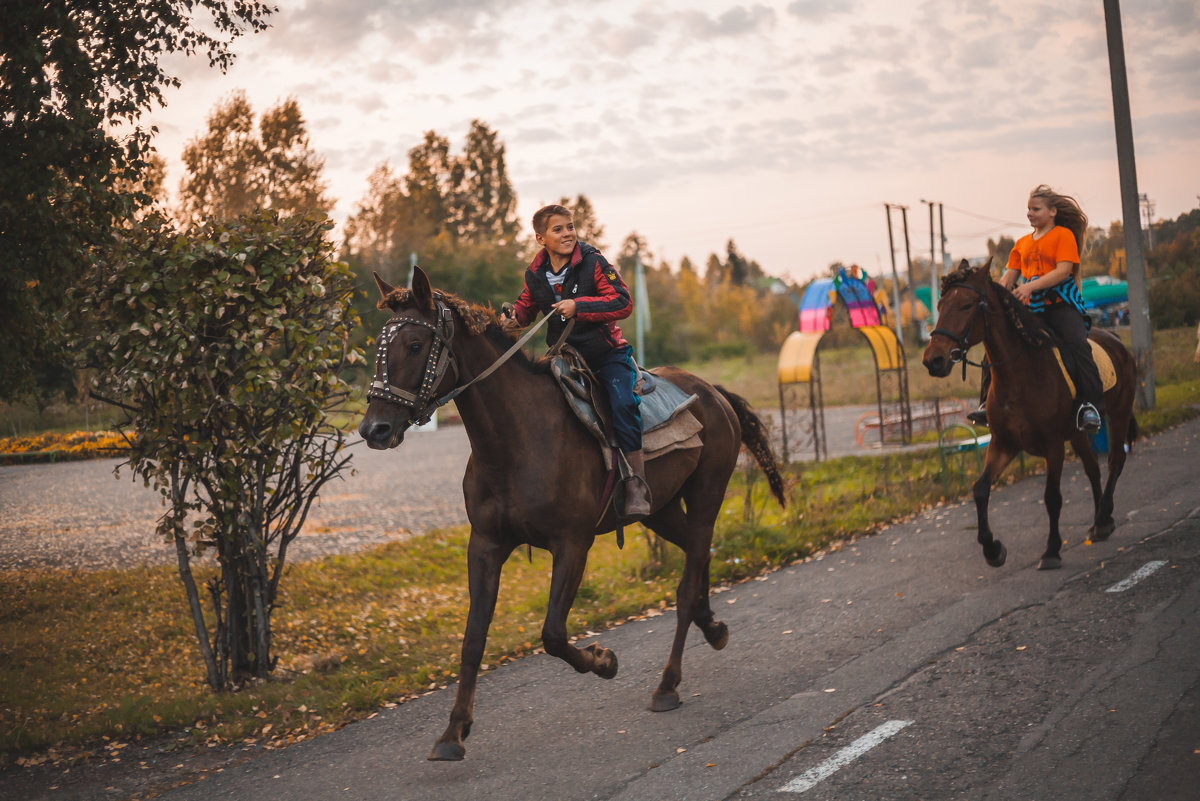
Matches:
[929,281,992,380]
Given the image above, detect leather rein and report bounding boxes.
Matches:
[929,281,991,380]
[367,296,569,429]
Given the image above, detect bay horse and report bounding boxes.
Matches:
[358,267,786,761]
[922,260,1137,570]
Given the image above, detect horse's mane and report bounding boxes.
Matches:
[377,286,552,374]
[940,263,1056,349]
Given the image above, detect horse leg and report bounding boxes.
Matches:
[648,499,728,649]
[975,444,1017,567]
[1038,444,1066,570]
[1093,411,1131,541]
[643,497,723,712]
[541,537,618,680]
[429,533,513,761]
[1070,432,1104,541]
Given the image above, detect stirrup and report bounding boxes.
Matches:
[966,404,988,427]
[1076,403,1102,433]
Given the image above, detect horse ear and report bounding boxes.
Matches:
[373,271,394,299]
[411,265,435,311]
[978,256,993,275]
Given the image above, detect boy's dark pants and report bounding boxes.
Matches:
[588,345,642,453]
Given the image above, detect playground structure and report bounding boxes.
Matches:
[778,266,913,461]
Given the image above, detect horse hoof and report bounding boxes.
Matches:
[1037,555,1063,571]
[704,621,729,651]
[649,690,681,713]
[584,643,618,679]
[1090,521,1115,542]
[428,740,466,761]
[985,542,1007,568]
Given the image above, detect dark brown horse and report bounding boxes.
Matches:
[358,267,786,761]
[922,260,1138,570]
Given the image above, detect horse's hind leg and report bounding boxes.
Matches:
[541,536,618,680]
[1070,432,1104,541]
[430,533,514,761]
[1093,410,1132,541]
[644,493,723,712]
[649,499,728,650]
[1036,444,1067,570]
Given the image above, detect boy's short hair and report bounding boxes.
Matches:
[532,204,572,236]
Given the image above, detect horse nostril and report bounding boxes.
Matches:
[367,421,393,443]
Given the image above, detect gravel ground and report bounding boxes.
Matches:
[0,425,472,571]
[0,403,941,572]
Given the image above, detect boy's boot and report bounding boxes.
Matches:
[622,450,652,522]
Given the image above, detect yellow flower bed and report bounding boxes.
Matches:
[0,430,131,464]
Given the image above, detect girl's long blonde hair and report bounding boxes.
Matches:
[1030,184,1089,254]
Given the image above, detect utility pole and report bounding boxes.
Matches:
[921,199,939,315]
[883,204,905,344]
[1104,0,1154,409]
[634,251,649,365]
[900,205,914,339]
[1138,193,1155,249]
[938,202,948,285]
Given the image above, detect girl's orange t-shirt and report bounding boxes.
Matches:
[1006,226,1080,281]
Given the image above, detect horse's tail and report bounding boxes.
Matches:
[1127,414,1139,450]
[715,385,787,508]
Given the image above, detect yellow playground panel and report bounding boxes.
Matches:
[777,324,912,462]
[777,331,826,461]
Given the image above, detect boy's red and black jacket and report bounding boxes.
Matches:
[511,242,631,361]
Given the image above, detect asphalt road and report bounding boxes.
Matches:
[142,417,1199,801]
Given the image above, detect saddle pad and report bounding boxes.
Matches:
[637,371,699,432]
[1053,340,1117,399]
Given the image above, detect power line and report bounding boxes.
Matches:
[940,203,1025,228]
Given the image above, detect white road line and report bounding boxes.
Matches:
[1105,560,1169,593]
[779,719,914,794]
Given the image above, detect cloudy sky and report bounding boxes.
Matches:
[144,0,1200,286]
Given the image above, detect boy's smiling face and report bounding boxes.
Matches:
[537,214,576,261]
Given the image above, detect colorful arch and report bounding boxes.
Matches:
[798,267,883,333]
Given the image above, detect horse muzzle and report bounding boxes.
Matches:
[922,351,954,378]
[358,415,407,450]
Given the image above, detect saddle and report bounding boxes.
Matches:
[1052,340,1117,399]
[549,347,703,470]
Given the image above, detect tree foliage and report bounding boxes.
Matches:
[1146,208,1200,329]
[178,91,332,225]
[342,120,522,296]
[557,193,607,251]
[75,212,362,689]
[0,0,273,403]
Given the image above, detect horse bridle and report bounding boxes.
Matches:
[367,297,460,426]
[930,281,990,379]
[366,295,562,429]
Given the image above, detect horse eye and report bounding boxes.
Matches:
[408,342,422,354]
